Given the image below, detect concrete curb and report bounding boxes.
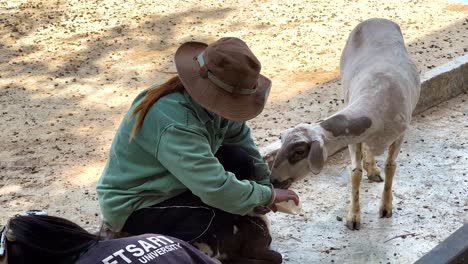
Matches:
[261,54,468,164]
[415,54,468,114]
[414,223,468,264]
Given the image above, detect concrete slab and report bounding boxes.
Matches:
[415,223,468,264]
[415,54,468,114]
[268,93,468,263]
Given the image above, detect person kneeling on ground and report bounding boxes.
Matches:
[95,36,299,260]
[0,212,217,264]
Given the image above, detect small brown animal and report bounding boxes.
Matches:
[193,214,282,264]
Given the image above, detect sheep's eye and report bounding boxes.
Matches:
[287,142,310,164]
[295,149,305,155]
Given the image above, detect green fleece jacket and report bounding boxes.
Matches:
[96,89,273,231]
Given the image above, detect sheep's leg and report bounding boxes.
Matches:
[362,144,382,182]
[346,143,363,230]
[380,135,404,218]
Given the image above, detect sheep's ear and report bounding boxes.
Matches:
[307,141,324,175]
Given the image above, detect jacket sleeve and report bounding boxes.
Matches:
[156,125,273,215]
[223,121,272,185]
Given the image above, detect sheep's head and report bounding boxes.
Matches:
[271,123,327,188]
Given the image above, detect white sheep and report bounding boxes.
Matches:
[270,18,420,230]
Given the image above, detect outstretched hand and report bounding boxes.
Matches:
[253,188,300,214]
[269,189,299,212]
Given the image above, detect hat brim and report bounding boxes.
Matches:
[175,41,271,122]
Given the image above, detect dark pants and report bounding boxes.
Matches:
[122,145,255,242]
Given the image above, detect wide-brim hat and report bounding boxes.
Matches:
[175,37,272,122]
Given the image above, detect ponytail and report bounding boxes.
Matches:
[6,215,99,264]
[129,76,184,141]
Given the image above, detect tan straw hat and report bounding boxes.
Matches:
[175,37,272,121]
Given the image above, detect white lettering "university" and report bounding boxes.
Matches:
[101,236,175,264]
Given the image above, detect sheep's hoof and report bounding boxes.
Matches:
[367,174,383,182]
[379,207,393,218]
[346,213,361,230]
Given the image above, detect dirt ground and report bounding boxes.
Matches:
[1,0,467,262]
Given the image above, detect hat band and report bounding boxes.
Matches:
[196,53,257,95]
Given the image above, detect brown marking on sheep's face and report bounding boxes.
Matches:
[271,133,308,185]
[273,126,310,168]
[287,142,310,164]
[271,125,319,185]
[320,114,371,137]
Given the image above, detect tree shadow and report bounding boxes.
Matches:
[50,7,236,80]
[0,1,66,39]
[0,4,254,228]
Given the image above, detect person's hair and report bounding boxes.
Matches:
[6,214,99,264]
[129,76,184,141]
